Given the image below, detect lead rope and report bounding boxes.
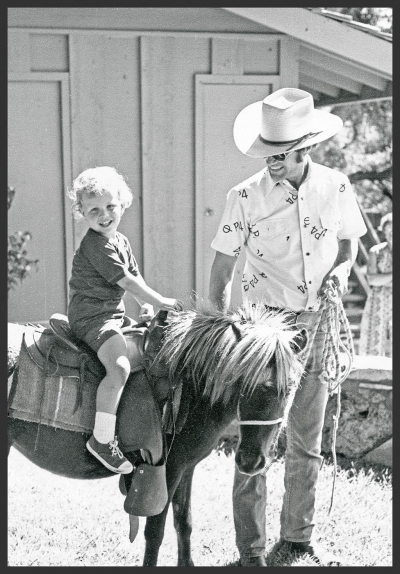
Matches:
[319,286,354,516]
[297,286,354,517]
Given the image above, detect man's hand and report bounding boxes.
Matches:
[318,261,349,298]
[318,238,358,299]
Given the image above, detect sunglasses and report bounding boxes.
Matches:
[269,150,294,161]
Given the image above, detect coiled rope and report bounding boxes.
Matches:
[300,284,354,516]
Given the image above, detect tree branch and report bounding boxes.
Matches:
[349,166,392,183]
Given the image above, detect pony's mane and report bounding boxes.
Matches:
[156,302,304,406]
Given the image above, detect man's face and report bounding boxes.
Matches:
[264,150,306,183]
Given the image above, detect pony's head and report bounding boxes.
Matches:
[157,302,307,476]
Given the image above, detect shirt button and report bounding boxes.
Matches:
[309,281,312,284]
[306,252,310,256]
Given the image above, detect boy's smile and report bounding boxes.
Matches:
[81,189,125,239]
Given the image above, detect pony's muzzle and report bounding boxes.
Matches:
[235,450,271,476]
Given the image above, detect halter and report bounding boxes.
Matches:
[238,418,283,426]
[237,404,283,426]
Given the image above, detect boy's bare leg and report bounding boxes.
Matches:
[96,334,130,414]
[86,334,133,473]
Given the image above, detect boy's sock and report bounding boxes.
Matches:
[93,412,116,444]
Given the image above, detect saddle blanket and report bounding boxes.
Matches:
[8,337,98,433]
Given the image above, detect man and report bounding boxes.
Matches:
[209,88,367,566]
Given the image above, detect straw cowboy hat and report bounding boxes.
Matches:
[233,87,343,158]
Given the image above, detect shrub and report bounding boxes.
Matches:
[8,186,39,291]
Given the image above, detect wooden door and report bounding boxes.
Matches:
[195,75,280,309]
[8,73,73,323]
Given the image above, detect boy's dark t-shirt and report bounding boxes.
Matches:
[68,228,138,328]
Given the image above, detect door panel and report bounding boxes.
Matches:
[8,76,71,322]
[195,75,279,309]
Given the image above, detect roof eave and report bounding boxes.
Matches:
[223,7,392,80]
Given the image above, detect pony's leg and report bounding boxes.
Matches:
[143,463,192,566]
[173,466,195,567]
[143,503,171,566]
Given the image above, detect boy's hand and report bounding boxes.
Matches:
[160,298,184,312]
[138,304,155,322]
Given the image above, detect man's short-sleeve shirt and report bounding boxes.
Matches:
[68,228,138,325]
[211,157,367,312]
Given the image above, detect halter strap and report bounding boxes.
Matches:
[237,404,283,426]
[238,418,283,426]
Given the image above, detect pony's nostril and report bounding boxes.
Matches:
[256,456,267,472]
[235,451,266,475]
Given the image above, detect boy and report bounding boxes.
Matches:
[68,166,183,473]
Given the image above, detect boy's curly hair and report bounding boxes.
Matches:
[67,166,133,219]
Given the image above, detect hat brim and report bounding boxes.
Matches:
[234,100,343,158]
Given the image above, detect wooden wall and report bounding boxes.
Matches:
[8,18,299,322]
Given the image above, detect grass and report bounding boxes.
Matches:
[8,447,391,567]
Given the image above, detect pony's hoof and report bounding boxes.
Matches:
[177,560,195,567]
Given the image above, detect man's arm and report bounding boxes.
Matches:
[209,251,238,312]
[318,238,358,297]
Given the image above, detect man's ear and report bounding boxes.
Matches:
[291,328,308,353]
[298,144,317,159]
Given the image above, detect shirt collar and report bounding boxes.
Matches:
[302,155,313,183]
[264,155,314,198]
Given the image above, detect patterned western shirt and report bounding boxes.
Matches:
[211,157,367,312]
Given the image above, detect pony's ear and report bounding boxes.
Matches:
[291,328,308,353]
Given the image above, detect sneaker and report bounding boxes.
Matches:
[86,435,133,474]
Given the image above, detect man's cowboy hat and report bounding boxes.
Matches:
[233,87,343,158]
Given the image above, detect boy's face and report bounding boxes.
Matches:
[81,188,125,239]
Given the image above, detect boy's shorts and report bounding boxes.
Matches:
[71,315,136,354]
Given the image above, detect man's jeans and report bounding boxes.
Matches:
[232,315,329,558]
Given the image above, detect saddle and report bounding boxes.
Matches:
[8,311,186,519]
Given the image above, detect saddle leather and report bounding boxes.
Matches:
[49,313,148,375]
[117,370,164,463]
[19,312,184,431]
[24,325,104,382]
[49,313,81,353]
